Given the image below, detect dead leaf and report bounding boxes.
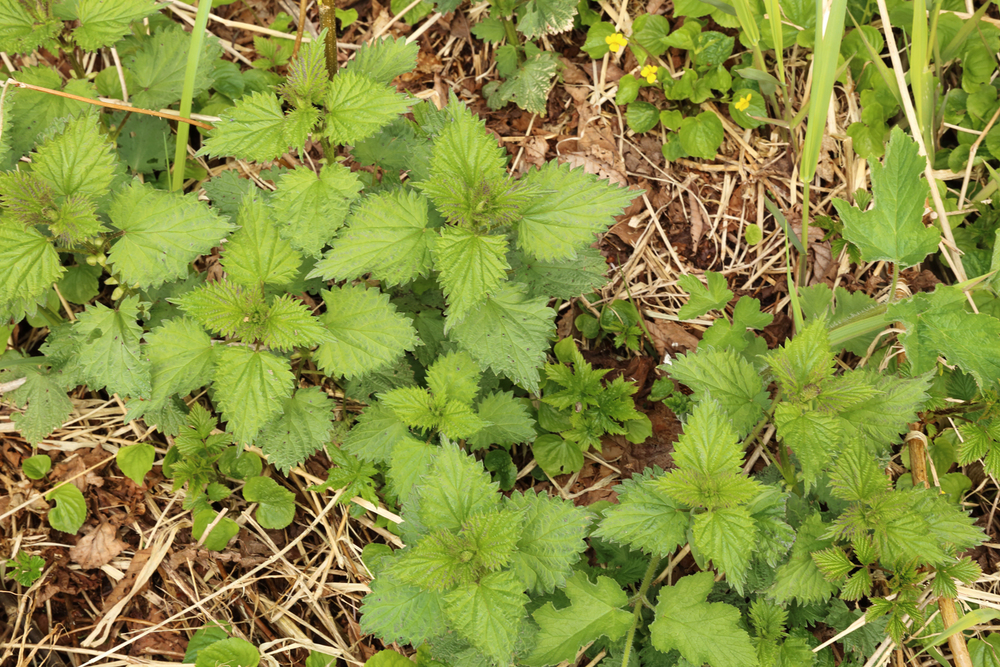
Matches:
[687,190,705,251]
[101,547,151,613]
[70,522,128,570]
[817,135,838,182]
[608,218,644,247]
[519,136,548,172]
[645,319,699,361]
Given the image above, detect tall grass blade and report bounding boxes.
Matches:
[799,0,848,184]
[171,0,213,192]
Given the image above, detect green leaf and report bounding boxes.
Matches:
[678,111,725,160]
[71,0,159,51]
[71,296,150,398]
[364,651,413,667]
[6,370,73,445]
[527,572,632,667]
[222,195,302,287]
[434,227,511,322]
[488,53,558,115]
[509,246,608,300]
[174,279,263,342]
[259,294,331,351]
[324,71,412,145]
[770,512,838,604]
[22,454,52,480]
[833,127,939,267]
[199,92,294,162]
[594,467,688,557]
[124,25,221,110]
[444,569,527,663]
[182,624,230,664]
[309,189,435,285]
[631,13,672,58]
[516,161,635,261]
[450,283,554,392]
[0,0,61,54]
[0,221,64,309]
[46,484,87,534]
[767,318,835,398]
[650,572,758,667]
[347,36,419,85]
[31,116,118,201]
[195,637,260,667]
[774,403,843,490]
[692,506,757,593]
[212,346,294,445]
[116,443,154,486]
[310,446,379,503]
[108,181,234,289]
[468,391,536,450]
[279,32,328,106]
[532,433,584,476]
[269,163,362,258]
[343,403,416,464]
[316,284,418,380]
[676,271,733,319]
[517,0,577,38]
[836,371,931,453]
[416,444,500,533]
[259,387,334,474]
[627,102,660,134]
[360,573,449,646]
[426,350,481,405]
[668,348,769,437]
[243,476,297,529]
[506,490,590,594]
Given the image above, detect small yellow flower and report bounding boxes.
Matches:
[735,93,752,112]
[605,32,628,54]
[640,64,659,84]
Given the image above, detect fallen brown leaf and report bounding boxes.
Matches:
[70,522,128,570]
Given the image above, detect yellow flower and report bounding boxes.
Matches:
[605,32,628,54]
[735,93,752,112]
[640,64,659,84]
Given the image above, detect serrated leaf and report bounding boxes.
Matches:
[0,0,62,54]
[836,371,931,453]
[770,512,838,604]
[222,194,302,287]
[316,284,418,380]
[47,483,87,534]
[7,68,96,161]
[774,403,843,490]
[427,350,481,405]
[526,572,632,667]
[259,387,334,474]
[450,283,554,392]
[31,116,118,201]
[506,490,590,594]
[124,25,221,110]
[668,348,769,437]
[282,105,319,152]
[0,221,64,309]
[324,71,412,145]
[310,189,435,285]
[199,92,292,162]
[833,127,939,267]
[676,271,733,320]
[270,163,362,257]
[243,476,296,529]
[767,318,835,398]
[594,467,688,557]
[347,36,419,85]
[260,294,331,351]
[468,391,536,449]
[516,161,635,261]
[364,651,413,667]
[343,403,417,464]
[650,572,758,667]
[279,32,328,106]
[212,346,294,445]
[433,227,510,321]
[388,437,436,503]
[692,506,757,593]
[509,247,608,300]
[174,279,265,341]
[360,573,449,646]
[517,0,577,38]
[444,570,527,663]
[71,0,160,51]
[6,370,74,445]
[489,53,557,115]
[109,180,234,289]
[417,444,499,533]
[117,443,154,485]
[72,296,150,398]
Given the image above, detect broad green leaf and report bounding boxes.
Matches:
[46,484,87,534]
[668,348,769,437]
[360,573,449,646]
[222,195,302,287]
[967,634,1000,667]
[279,33,328,106]
[174,279,266,342]
[833,128,939,267]
[7,68,95,161]
[212,346,294,445]
[426,350,481,405]
[434,227,510,322]
[0,0,61,54]
[509,246,608,300]
[594,467,689,557]
[526,572,632,666]
[488,52,558,116]
[116,443,155,485]
[444,570,527,663]
[450,283,554,392]
[72,296,150,398]
[417,444,499,533]
[271,163,362,257]
[182,624,230,664]
[506,490,590,594]
[259,294,331,351]
[31,116,118,201]
[311,189,436,286]
[22,454,52,480]
[316,284,418,380]
[767,318,835,398]
[517,0,577,38]
[388,437,437,503]
[195,637,259,667]
[774,403,843,490]
[124,25,221,110]
[836,371,932,453]
[71,0,160,51]
[468,391,537,450]
[343,403,417,464]
[243,476,297,529]
[6,369,73,445]
[0,222,64,308]
[347,36,419,85]
[199,92,291,162]
[57,263,100,305]
[532,433,584,476]
[676,271,733,319]
[678,111,725,159]
[516,161,635,261]
[308,651,339,667]
[650,572,757,667]
[364,651,413,667]
[192,507,240,550]
[324,71,412,145]
[109,181,234,289]
[259,387,334,474]
[627,102,660,134]
[770,512,838,604]
[692,507,757,593]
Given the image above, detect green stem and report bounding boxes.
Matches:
[319,0,339,78]
[889,263,900,303]
[502,19,522,61]
[37,306,63,329]
[798,180,811,287]
[621,555,661,667]
[775,442,799,493]
[171,0,213,192]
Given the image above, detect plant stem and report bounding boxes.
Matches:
[889,263,900,303]
[502,19,522,62]
[319,0,339,78]
[775,442,798,493]
[798,180,811,287]
[171,0,213,192]
[621,555,661,667]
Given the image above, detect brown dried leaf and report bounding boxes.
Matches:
[70,522,127,569]
[645,319,699,361]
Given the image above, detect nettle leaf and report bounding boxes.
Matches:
[31,116,118,201]
[124,25,221,110]
[516,161,635,261]
[416,444,500,533]
[259,294,330,351]
[669,348,769,437]
[434,227,510,321]
[316,285,418,380]
[71,0,160,51]
[270,163,362,258]
[774,403,843,490]
[770,512,838,604]
[516,0,577,38]
[594,467,688,557]
[833,127,939,267]
[388,437,437,503]
[279,31,328,106]
[144,316,216,406]
[200,92,298,162]
[0,0,61,54]
[222,195,302,287]
[506,490,590,594]
[343,402,417,464]
[361,573,449,646]
[444,569,527,663]
[426,350,481,405]
[676,271,733,319]
[174,279,263,341]
[468,391,536,449]
[347,36,419,85]
[450,283,554,392]
[259,387,335,474]
[323,71,412,145]
[212,346,294,445]
[72,296,150,398]
[243,476,296,529]
[7,369,74,445]
[47,483,87,534]
[650,572,758,667]
[509,246,609,301]
[109,181,234,289]
[8,67,96,161]
[527,572,632,667]
[692,507,757,593]
[768,319,835,398]
[310,189,436,286]
[0,221,65,307]
[837,371,931,453]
